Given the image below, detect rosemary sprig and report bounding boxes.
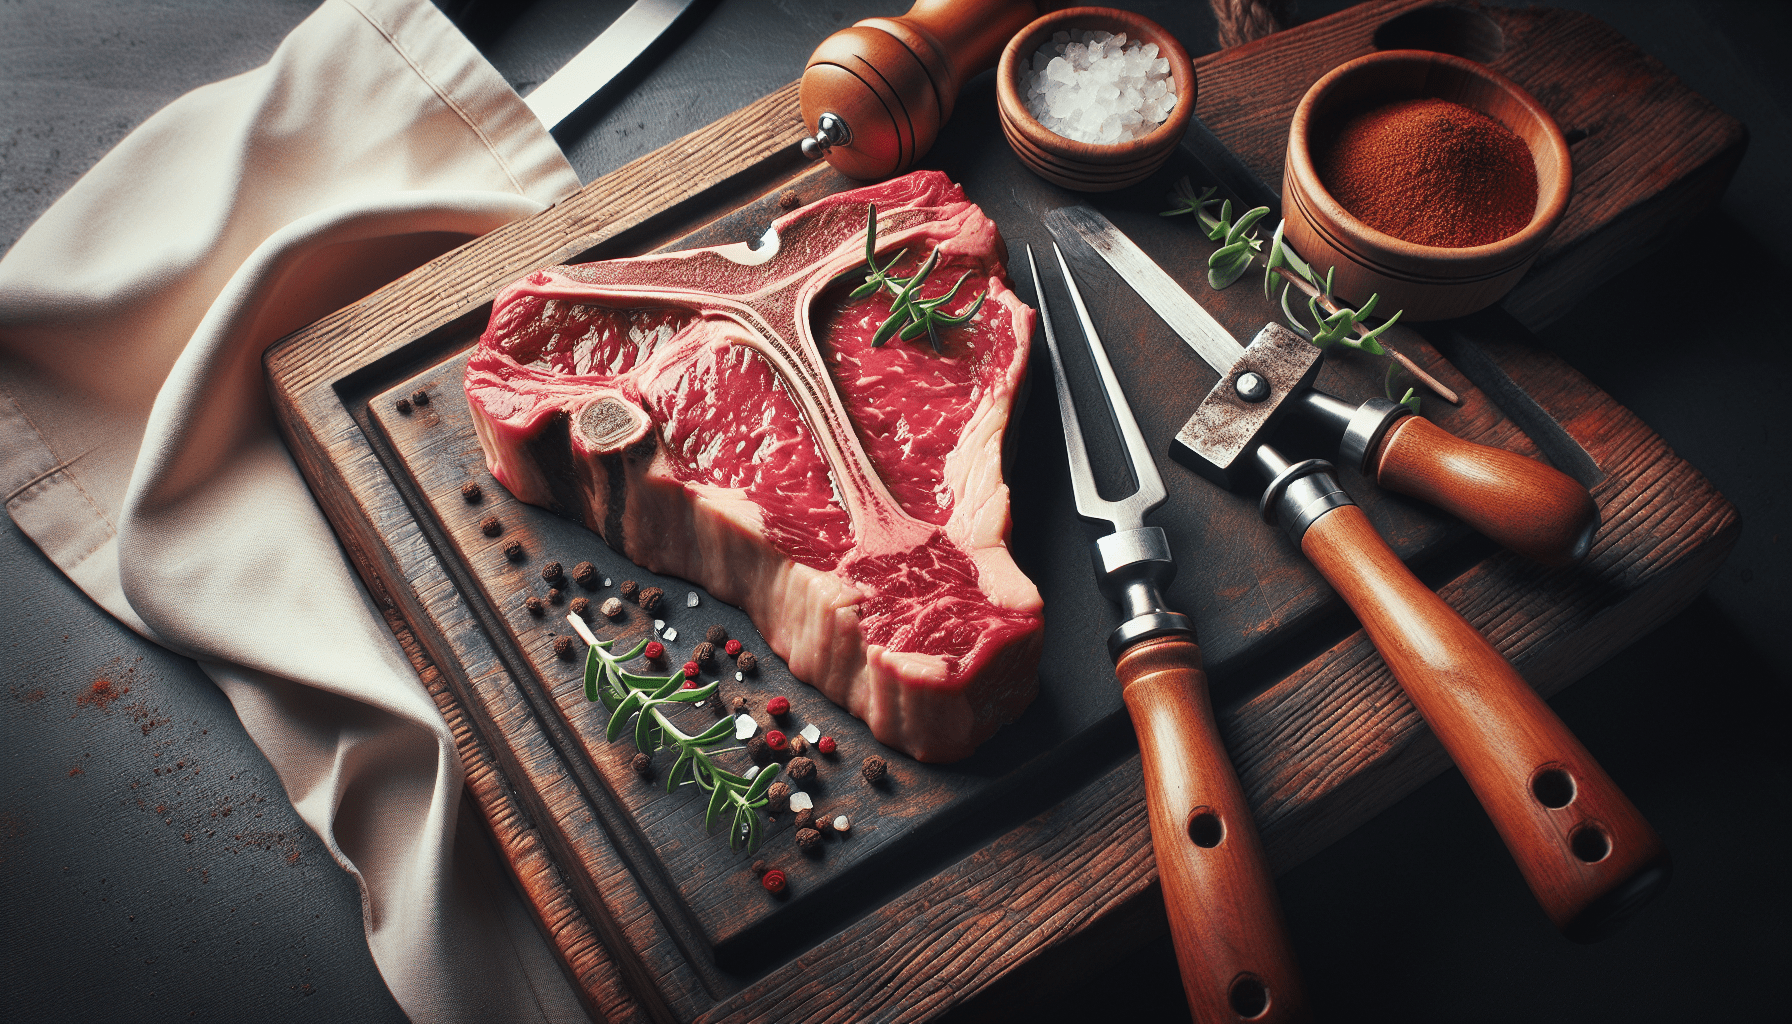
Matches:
[851,204,987,354]
[570,615,782,853]
[1161,177,1456,410]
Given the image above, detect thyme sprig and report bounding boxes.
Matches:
[571,616,782,853]
[851,204,987,353]
[1160,177,1457,410]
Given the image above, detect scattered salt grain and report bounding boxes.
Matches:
[743,764,761,781]
[687,592,700,608]
[1021,29,1175,145]
[603,576,612,587]
[654,619,665,631]
[800,723,821,743]
[832,815,851,833]
[735,715,758,740]
[663,626,678,642]
[788,791,813,812]
[736,671,744,682]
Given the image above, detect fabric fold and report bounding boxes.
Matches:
[0,1,588,1021]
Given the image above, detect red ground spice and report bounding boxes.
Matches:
[75,678,130,712]
[1316,97,1537,248]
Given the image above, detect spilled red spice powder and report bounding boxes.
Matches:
[1317,97,1538,248]
[75,678,130,712]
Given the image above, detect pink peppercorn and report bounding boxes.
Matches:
[765,730,789,752]
[683,660,699,679]
[725,639,743,656]
[817,736,837,755]
[644,641,665,661]
[761,868,787,894]
[683,679,699,689]
[766,696,790,717]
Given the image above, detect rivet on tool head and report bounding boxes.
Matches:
[1235,371,1270,403]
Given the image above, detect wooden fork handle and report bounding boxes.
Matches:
[1302,505,1669,939]
[1372,414,1599,566]
[1118,636,1309,1022]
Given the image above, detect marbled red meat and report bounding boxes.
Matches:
[464,171,1041,762]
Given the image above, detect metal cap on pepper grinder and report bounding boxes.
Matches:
[799,0,1042,179]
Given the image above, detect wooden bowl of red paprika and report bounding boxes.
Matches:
[1281,49,1571,322]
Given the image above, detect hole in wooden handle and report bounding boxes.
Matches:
[1530,766,1576,809]
[1571,823,1612,863]
[1229,973,1270,1019]
[1186,807,1224,849]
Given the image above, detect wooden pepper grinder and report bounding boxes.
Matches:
[800,0,1046,179]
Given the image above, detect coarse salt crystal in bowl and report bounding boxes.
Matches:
[996,7,1195,193]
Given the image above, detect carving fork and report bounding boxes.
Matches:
[1028,243,1308,1024]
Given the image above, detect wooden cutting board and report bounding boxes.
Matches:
[265,3,1742,1021]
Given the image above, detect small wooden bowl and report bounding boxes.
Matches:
[1282,49,1571,322]
[996,7,1195,193]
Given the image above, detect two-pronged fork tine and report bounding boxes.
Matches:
[1026,243,1165,535]
[1025,241,1310,1024]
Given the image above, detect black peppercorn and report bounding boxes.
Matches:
[573,561,597,587]
[731,696,748,714]
[814,814,833,835]
[541,561,563,583]
[693,641,715,665]
[554,636,573,660]
[619,580,640,600]
[778,189,801,210]
[861,755,887,784]
[570,597,590,618]
[395,397,412,414]
[747,736,770,763]
[460,481,482,502]
[411,388,430,406]
[637,587,664,613]
[547,587,564,604]
[794,808,815,831]
[737,651,758,673]
[479,515,502,537]
[786,756,815,782]
[751,860,769,876]
[705,624,728,644]
[525,596,544,616]
[502,540,523,561]
[795,828,821,851]
[766,782,790,813]
[631,752,653,779]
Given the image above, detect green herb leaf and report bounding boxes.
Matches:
[667,750,692,795]
[704,777,731,832]
[745,762,782,801]
[606,692,644,742]
[584,648,604,705]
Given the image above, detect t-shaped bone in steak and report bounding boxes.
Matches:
[465,171,1042,762]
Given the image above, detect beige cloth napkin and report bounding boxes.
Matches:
[0,1,591,1020]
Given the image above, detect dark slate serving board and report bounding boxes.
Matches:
[266,3,1742,1020]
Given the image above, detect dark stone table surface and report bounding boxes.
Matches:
[3,1,1785,1021]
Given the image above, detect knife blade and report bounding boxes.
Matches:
[522,0,700,133]
[1044,203,1600,566]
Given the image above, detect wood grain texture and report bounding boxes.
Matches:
[1372,413,1600,566]
[262,3,1743,1020]
[1118,636,1307,1024]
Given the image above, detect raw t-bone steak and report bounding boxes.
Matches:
[464,171,1042,762]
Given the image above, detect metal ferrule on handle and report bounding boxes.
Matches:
[1255,446,1354,544]
[1092,527,1196,661]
